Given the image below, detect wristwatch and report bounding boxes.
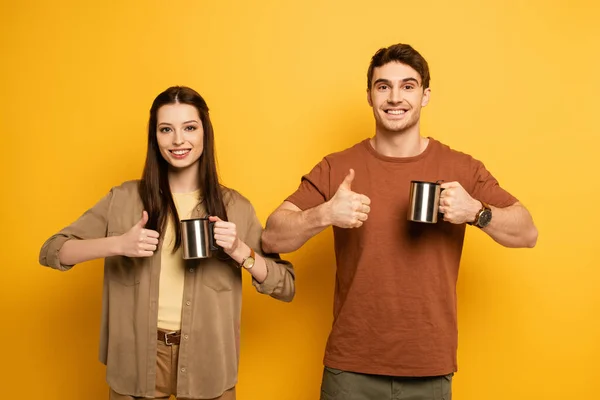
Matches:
[240,248,256,270]
[470,201,492,228]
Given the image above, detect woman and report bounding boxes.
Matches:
[39,86,295,400]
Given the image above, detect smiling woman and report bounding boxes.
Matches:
[38,86,295,400]
[157,105,205,166]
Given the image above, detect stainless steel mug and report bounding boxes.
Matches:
[181,218,219,259]
[407,180,443,223]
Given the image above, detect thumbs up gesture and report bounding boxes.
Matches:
[327,169,371,229]
[118,211,160,257]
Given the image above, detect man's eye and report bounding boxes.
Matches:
[404,85,414,90]
[378,85,388,90]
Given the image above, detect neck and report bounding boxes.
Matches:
[168,165,200,194]
[371,124,428,158]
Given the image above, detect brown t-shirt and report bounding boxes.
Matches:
[286,138,517,377]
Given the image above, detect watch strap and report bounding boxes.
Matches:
[241,248,256,269]
[469,201,490,227]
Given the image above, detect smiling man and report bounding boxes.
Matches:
[262,43,537,399]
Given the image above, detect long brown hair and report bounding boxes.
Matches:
[139,86,228,251]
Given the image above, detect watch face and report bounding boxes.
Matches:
[243,256,255,269]
[478,210,492,227]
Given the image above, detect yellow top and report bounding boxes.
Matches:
[157,190,201,331]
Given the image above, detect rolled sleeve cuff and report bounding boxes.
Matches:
[251,257,295,302]
[39,235,75,271]
[251,259,279,294]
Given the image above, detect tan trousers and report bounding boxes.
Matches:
[109,340,236,400]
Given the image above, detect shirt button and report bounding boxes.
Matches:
[181,367,186,373]
[184,334,189,340]
[189,268,194,273]
[186,301,191,306]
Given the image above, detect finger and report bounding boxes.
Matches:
[208,216,223,222]
[138,250,154,257]
[339,169,355,190]
[137,211,149,228]
[145,230,160,238]
[360,195,371,205]
[353,220,364,228]
[213,226,236,236]
[361,204,371,214]
[440,187,451,197]
[213,221,235,229]
[214,234,235,242]
[440,181,459,189]
[142,244,157,252]
[214,239,233,249]
[356,212,368,222]
[145,237,159,246]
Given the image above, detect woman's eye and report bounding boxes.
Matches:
[184,125,197,131]
[159,127,171,133]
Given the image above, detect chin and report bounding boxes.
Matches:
[381,123,409,133]
[169,161,192,169]
[173,159,201,170]
[384,118,419,133]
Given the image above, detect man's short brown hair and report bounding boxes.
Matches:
[367,44,431,90]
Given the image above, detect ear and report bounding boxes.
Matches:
[367,89,373,107]
[421,87,431,107]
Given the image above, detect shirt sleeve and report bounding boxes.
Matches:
[285,158,332,210]
[469,159,518,208]
[242,201,295,302]
[39,189,114,271]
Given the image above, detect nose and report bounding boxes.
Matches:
[388,86,403,104]
[172,129,184,146]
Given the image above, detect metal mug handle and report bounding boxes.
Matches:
[208,220,220,251]
[436,180,445,215]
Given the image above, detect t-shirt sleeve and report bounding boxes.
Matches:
[469,159,518,208]
[285,158,331,211]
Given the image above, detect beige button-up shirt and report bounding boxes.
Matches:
[39,181,295,399]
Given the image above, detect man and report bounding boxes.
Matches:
[262,43,537,399]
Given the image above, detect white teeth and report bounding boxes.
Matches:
[387,110,406,115]
[172,150,190,155]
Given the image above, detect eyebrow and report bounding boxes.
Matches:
[157,120,200,126]
[373,77,421,86]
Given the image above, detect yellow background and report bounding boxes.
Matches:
[1,0,598,399]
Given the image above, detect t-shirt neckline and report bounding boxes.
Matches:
[362,136,437,163]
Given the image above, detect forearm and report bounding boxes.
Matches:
[482,203,538,248]
[262,203,331,254]
[252,256,295,302]
[247,254,267,283]
[58,236,122,266]
[227,241,268,283]
[228,238,294,301]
